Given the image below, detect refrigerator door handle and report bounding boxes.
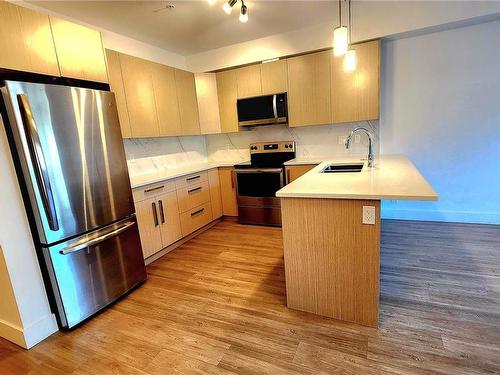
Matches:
[17,94,59,231]
[59,220,136,255]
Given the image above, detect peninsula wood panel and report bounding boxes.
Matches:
[332,40,380,123]
[236,64,262,98]
[216,70,239,133]
[261,59,288,94]
[195,73,221,134]
[174,68,200,135]
[156,190,182,247]
[119,53,159,137]
[208,168,223,219]
[50,17,108,83]
[135,198,163,258]
[287,50,332,127]
[151,62,182,136]
[285,164,317,183]
[105,49,131,138]
[218,167,238,216]
[0,2,59,76]
[281,198,380,327]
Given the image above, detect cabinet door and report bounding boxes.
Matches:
[119,53,160,138]
[157,191,182,248]
[135,198,163,259]
[261,60,288,95]
[332,40,380,123]
[287,51,332,127]
[151,63,182,136]
[105,49,131,138]
[216,70,239,133]
[175,68,200,135]
[0,2,59,75]
[236,65,262,98]
[50,17,108,83]
[218,167,238,216]
[285,165,317,184]
[208,168,223,219]
[195,73,221,135]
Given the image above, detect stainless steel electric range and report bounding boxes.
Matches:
[234,141,295,226]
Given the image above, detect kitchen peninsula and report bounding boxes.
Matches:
[276,155,438,327]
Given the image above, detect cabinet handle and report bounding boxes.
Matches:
[152,202,159,226]
[286,169,290,184]
[230,170,235,190]
[186,175,201,182]
[158,199,165,224]
[188,186,202,194]
[144,185,164,193]
[191,208,204,217]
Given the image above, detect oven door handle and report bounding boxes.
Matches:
[234,168,284,174]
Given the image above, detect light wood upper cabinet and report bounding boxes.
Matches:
[49,17,108,83]
[287,50,332,127]
[105,49,131,138]
[0,2,59,76]
[236,65,262,98]
[151,63,182,136]
[216,70,239,133]
[218,167,238,216]
[119,53,159,138]
[331,40,380,123]
[261,60,288,94]
[174,68,201,136]
[195,73,221,135]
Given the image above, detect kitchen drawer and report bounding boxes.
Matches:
[177,180,211,213]
[175,171,208,189]
[133,180,176,202]
[180,202,213,237]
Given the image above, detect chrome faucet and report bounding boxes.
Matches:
[345,127,375,168]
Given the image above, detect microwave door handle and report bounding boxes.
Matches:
[272,94,278,118]
[17,94,59,231]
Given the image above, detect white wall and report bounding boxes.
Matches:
[186,1,500,72]
[380,20,500,224]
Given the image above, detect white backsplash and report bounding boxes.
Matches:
[124,136,207,177]
[206,121,379,164]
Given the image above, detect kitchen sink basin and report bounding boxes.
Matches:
[320,163,364,173]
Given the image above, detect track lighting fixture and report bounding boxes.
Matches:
[223,0,237,15]
[239,1,248,23]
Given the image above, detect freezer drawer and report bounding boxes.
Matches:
[43,217,146,329]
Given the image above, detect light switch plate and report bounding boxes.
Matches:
[362,206,376,225]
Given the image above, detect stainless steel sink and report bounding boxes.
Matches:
[320,163,364,173]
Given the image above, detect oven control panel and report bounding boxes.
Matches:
[250,141,295,154]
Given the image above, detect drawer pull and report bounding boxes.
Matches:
[191,208,205,217]
[186,175,201,182]
[144,185,164,193]
[158,199,165,224]
[188,186,202,194]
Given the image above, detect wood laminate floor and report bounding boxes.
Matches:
[1,220,499,374]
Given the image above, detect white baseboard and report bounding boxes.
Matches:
[382,208,500,225]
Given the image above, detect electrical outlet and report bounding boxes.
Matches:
[354,134,361,144]
[338,135,346,145]
[362,206,376,225]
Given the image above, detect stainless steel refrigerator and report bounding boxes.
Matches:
[1,80,147,329]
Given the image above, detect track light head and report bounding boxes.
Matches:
[239,3,248,23]
[223,0,237,15]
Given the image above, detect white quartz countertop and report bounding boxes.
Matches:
[283,157,323,166]
[276,155,438,201]
[129,161,243,189]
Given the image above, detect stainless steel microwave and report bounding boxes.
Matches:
[237,93,288,127]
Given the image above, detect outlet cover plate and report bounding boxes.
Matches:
[362,206,376,225]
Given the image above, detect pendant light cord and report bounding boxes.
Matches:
[338,0,341,27]
[348,0,352,45]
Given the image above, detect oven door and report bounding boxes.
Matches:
[235,168,284,207]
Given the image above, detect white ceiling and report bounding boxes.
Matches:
[27,0,338,55]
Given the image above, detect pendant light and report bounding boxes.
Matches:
[333,0,348,56]
[343,0,356,72]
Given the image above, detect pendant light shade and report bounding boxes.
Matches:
[223,0,237,14]
[333,26,348,56]
[239,2,248,22]
[344,49,356,72]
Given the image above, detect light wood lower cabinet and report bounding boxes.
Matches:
[157,191,182,247]
[180,202,213,237]
[176,180,211,213]
[49,17,108,83]
[218,167,238,216]
[285,164,318,184]
[208,168,223,219]
[135,198,164,259]
[0,2,59,76]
